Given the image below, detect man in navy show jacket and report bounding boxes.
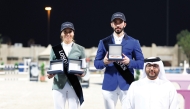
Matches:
[94,12,144,109]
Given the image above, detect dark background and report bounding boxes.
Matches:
[0,0,190,48]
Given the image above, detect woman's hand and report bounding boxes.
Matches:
[75,69,86,77]
[75,73,85,77]
[47,74,55,79]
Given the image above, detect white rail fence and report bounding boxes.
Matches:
[0,64,30,81]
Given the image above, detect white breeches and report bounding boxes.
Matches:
[52,82,80,109]
[102,86,128,109]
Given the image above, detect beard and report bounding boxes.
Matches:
[146,71,159,80]
[114,27,124,34]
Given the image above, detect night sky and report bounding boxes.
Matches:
[0,0,190,48]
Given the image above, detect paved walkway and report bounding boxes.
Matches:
[0,74,121,109]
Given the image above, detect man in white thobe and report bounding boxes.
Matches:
[126,57,178,109]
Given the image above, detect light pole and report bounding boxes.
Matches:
[45,7,51,46]
[166,0,169,46]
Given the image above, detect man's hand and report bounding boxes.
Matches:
[47,74,55,79]
[103,52,113,65]
[121,54,130,65]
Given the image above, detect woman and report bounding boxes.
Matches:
[47,22,86,109]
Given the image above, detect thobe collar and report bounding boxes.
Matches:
[145,77,160,84]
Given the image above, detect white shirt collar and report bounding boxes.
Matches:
[61,42,73,56]
[113,33,124,40]
[113,33,124,44]
[62,42,73,47]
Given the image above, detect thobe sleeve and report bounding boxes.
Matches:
[169,85,179,109]
[126,82,135,109]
